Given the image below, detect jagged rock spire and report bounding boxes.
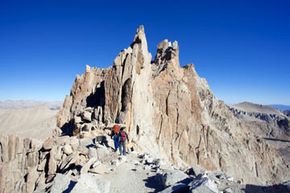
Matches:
[131,25,149,60]
[153,39,180,76]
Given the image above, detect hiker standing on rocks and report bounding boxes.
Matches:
[112,124,120,152]
[119,127,129,156]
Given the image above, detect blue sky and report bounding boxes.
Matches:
[0,0,289,105]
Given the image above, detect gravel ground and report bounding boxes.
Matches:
[103,153,162,193]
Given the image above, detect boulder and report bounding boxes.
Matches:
[74,115,82,124]
[59,153,78,171]
[79,138,94,147]
[71,173,110,193]
[43,138,54,150]
[159,183,189,193]
[50,174,72,193]
[189,174,218,193]
[48,147,58,175]
[63,144,73,155]
[162,170,189,188]
[82,111,92,122]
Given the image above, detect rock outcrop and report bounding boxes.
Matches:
[0,135,42,193]
[1,131,114,193]
[56,26,290,185]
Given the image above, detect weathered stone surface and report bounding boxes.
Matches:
[26,167,39,193]
[223,187,234,193]
[71,173,110,193]
[81,123,93,132]
[159,183,189,193]
[95,146,110,161]
[82,111,92,122]
[37,159,46,172]
[43,137,54,150]
[59,153,78,171]
[81,157,98,174]
[0,136,41,193]
[63,144,73,155]
[50,174,72,193]
[56,135,70,146]
[161,170,189,187]
[88,147,98,159]
[89,163,109,175]
[74,115,82,124]
[190,185,215,193]
[48,147,58,175]
[34,173,46,193]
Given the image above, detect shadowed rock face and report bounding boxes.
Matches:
[284,110,290,117]
[57,26,290,184]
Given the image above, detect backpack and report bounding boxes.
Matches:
[113,125,120,135]
[120,131,127,142]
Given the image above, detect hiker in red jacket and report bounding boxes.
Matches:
[119,127,129,155]
[111,124,120,152]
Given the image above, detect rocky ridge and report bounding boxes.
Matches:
[229,102,290,139]
[57,26,290,184]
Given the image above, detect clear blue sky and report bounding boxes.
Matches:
[0,0,289,105]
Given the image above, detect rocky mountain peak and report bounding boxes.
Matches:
[132,25,146,45]
[54,26,290,185]
[153,39,180,76]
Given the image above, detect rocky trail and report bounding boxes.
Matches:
[38,134,241,193]
[103,153,162,193]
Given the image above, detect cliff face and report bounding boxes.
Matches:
[57,26,290,184]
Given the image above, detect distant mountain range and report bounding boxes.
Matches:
[0,100,62,110]
[269,104,290,111]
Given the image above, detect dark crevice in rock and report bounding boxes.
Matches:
[86,81,105,108]
[136,125,140,136]
[121,78,132,112]
[60,120,74,136]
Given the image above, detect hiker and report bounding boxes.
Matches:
[111,124,120,152]
[119,127,129,156]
